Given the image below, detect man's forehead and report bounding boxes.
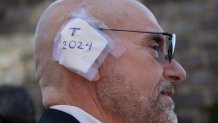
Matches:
[128,1,163,32]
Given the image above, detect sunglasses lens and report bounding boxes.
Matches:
[168,43,172,62]
[167,33,176,63]
[171,33,176,55]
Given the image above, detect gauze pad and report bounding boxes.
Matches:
[57,18,107,73]
[53,9,124,81]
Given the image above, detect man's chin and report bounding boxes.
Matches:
[157,96,178,123]
[165,109,178,123]
[159,94,175,110]
[160,100,178,123]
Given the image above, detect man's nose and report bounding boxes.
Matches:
[163,59,186,82]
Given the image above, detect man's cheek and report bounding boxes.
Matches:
[136,68,162,96]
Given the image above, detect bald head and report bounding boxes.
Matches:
[35,1,186,123]
[34,0,159,107]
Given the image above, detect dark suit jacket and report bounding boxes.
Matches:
[39,109,80,123]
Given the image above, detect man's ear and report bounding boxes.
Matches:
[91,71,100,81]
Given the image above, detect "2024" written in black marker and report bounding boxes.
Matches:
[62,40,93,50]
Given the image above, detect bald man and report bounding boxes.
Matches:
[34,0,186,123]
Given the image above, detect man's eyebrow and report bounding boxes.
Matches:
[147,33,166,44]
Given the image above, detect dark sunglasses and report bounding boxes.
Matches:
[98,28,176,63]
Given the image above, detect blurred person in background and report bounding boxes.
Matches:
[35,0,186,123]
[0,85,36,123]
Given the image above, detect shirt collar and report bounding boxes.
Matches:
[50,105,102,123]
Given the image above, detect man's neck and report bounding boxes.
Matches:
[43,83,131,123]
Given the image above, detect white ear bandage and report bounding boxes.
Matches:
[53,9,124,81]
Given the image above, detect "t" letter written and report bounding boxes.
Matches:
[70,27,81,36]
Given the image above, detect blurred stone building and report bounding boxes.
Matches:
[0,0,53,120]
[0,0,217,123]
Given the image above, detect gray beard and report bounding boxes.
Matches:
[97,75,178,123]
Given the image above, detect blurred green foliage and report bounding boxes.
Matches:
[209,103,218,123]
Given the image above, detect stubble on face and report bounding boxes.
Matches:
[97,71,178,123]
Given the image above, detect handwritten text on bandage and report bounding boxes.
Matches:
[62,27,93,50]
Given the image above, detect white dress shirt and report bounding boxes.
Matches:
[50,105,102,123]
